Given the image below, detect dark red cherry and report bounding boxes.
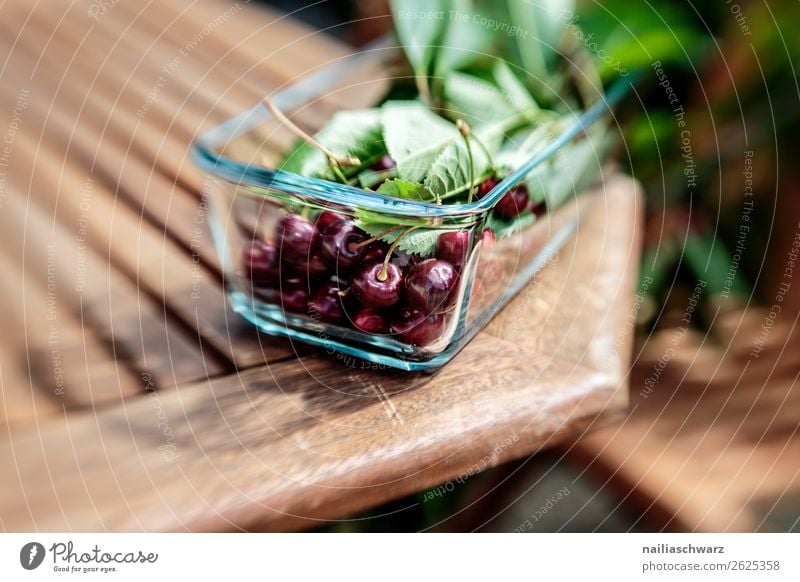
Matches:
[494,186,529,219]
[362,240,390,264]
[477,176,499,199]
[242,240,279,287]
[390,309,446,346]
[435,231,470,268]
[308,282,345,324]
[352,307,386,334]
[371,155,395,172]
[530,200,546,216]
[279,278,308,313]
[351,262,403,309]
[320,220,368,272]
[276,214,319,265]
[315,210,346,234]
[405,259,459,314]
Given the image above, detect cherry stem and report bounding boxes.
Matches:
[348,225,405,252]
[263,97,360,183]
[377,226,419,282]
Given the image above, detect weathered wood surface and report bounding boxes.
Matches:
[572,310,800,532]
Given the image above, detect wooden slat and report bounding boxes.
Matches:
[0,2,386,381]
[0,17,223,268]
[0,232,63,424]
[7,0,344,197]
[0,38,297,371]
[0,242,142,411]
[0,352,61,429]
[3,97,292,371]
[0,0,357,412]
[0,177,642,531]
[0,184,220,393]
[572,313,800,532]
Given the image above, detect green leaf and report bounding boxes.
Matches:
[433,0,494,76]
[277,139,314,175]
[395,228,443,256]
[376,178,436,201]
[355,221,445,257]
[383,100,521,200]
[442,72,521,128]
[279,108,384,179]
[382,101,459,184]
[382,101,489,199]
[390,0,450,77]
[425,139,486,199]
[506,0,574,74]
[493,60,539,115]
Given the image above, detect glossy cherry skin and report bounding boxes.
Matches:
[351,262,403,309]
[435,231,470,268]
[351,307,386,334]
[371,155,395,172]
[320,220,369,272]
[308,282,345,324]
[362,240,390,264]
[477,176,499,199]
[405,259,459,314]
[279,278,308,313]
[276,214,319,265]
[242,240,279,287]
[493,187,530,220]
[390,309,446,346]
[315,210,346,234]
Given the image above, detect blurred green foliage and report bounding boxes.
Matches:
[579,0,800,311]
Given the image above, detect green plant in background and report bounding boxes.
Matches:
[390,0,585,107]
[578,0,800,321]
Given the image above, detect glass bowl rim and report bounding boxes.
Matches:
[191,40,632,219]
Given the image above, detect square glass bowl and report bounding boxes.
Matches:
[192,43,628,371]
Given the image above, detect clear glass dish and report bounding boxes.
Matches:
[192,42,629,371]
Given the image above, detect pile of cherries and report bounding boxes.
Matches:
[242,211,473,346]
[241,174,538,347]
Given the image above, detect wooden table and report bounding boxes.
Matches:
[0,0,642,531]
